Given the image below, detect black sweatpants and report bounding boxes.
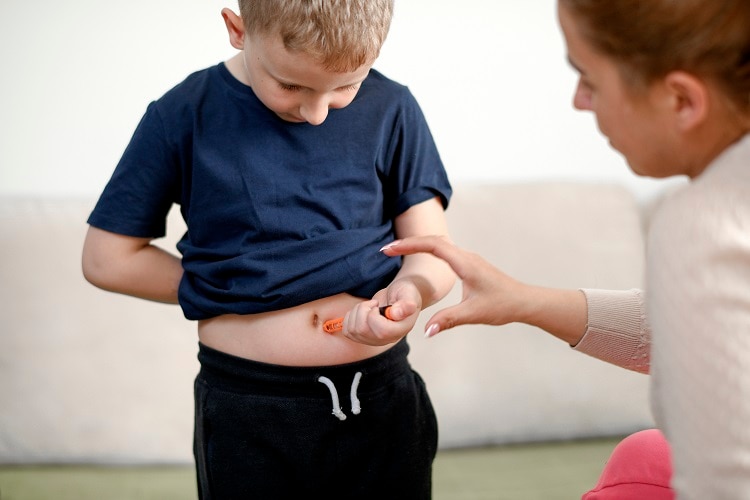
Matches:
[193,339,438,499]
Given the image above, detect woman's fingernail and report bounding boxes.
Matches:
[379,241,398,252]
[425,324,440,339]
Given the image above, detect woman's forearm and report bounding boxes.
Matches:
[514,285,588,346]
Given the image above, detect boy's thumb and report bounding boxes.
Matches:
[386,302,418,321]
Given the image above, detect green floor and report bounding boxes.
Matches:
[0,437,620,500]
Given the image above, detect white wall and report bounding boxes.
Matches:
[0,0,680,200]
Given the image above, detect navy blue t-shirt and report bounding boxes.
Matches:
[88,63,452,320]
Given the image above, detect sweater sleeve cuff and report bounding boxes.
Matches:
[573,288,650,374]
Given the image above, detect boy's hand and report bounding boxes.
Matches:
[342,284,421,346]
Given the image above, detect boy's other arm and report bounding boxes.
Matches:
[388,197,456,315]
[82,226,183,304]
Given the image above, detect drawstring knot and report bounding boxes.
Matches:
[318,372,363,421]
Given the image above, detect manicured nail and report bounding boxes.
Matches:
[379,241,398,252]
[425,324,440,339]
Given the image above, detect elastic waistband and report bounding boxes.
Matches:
[197,338,411,397]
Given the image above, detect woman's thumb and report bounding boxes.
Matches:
[424,307,465,338]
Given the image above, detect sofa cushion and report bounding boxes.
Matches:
[0,182,653,463]
[0,199,197,464]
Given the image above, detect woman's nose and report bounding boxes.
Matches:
[573,80,592,111]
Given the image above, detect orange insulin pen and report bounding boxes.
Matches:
[323,306,394,334]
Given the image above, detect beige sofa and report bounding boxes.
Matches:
[0,182,654,465]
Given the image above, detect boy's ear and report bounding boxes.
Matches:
[221,8,246,50]
[663,71,709,132]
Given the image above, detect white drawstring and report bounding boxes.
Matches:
[317,376,347,421]
[350,372,362,415]
[318,372,363,421]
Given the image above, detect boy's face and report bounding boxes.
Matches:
[241,33,373,125]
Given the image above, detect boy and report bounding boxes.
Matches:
[82,1,455,498]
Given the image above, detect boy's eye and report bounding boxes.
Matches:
[276,82,359,92]
[278,82,302,92]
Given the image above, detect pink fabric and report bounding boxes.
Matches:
[582,429,674,499]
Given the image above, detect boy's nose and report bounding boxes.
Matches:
[300,97,330,125]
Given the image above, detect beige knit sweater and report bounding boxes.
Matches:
[574,134,750,499]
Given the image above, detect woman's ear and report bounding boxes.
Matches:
[663,71,709,132]
[221,8,246,50]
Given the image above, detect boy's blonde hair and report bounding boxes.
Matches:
[238,0,394,72]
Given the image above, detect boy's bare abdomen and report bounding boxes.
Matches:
[197,293,393,366]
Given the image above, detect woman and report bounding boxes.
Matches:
[383,0,750,498]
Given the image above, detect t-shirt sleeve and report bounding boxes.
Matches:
[87,102,180,238]
[386,89,451,216]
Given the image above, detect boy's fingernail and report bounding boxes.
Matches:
[425,324,440,339]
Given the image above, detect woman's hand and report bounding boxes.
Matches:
[380,235,527,337]
[380,236,587,344]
